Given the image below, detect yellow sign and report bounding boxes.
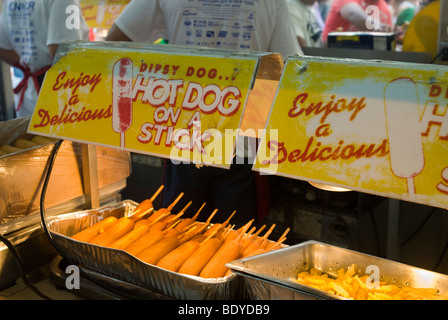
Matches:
[80,0,131,29]
[28,42,259,168]
[254,56,448,209]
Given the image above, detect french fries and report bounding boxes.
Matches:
[292,264,448,300]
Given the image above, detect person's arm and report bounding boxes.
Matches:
[340,2,392,31]
[270,0,303,58]
[339,2,371,31]
[297,36,309,48]
[0,48,20,66]
[106,24,132,41]
[48,44,58,59]
[46,0,89,54]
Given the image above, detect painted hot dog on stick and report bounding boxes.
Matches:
[112,57,133,148]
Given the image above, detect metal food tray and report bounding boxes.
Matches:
[226,240,448,300]
[45,200,242,300]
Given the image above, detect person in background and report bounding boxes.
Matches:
[318,0,331,21]
[322,0,393,42]
[0,0,89,118]
[392,0,418,44]
[106,0,302,227]
[287,0,325,47]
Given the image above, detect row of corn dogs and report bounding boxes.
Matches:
[71,185,289,278]
[0,135,56,156]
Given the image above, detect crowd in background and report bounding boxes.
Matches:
[0,0,441,119]
[287,0,436,49]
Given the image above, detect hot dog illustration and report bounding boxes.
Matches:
[384,77,424,196]
[112,57,133,147]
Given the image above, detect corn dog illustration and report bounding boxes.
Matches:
[112,57,133,147]
[96,0,106,26]
[384,77,424,196]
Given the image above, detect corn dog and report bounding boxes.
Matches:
[203,210,236,237]
[241,224,275,257]
[1,145,22,154]
[259,224,276,248]
[147,192,184,224]
[145,210,171,230]
[156,240,200,272]
[174,202,205,233]
[125,228,165,256]
[30,135,56,145]
[108,224,150,250]
[190,234,207,243]
[199,221,251,278]
[133,218,150,229]
[199,237,241,278]
[163,201,192,229]
[14,138,39,149]
[89,217,135,247]
[163,220,181,238]
[178,232,222,276]
[194,209,218,234]
[71,216,118,242]
[177,223,200,243]
[137,235,180,265]
[241,236,287,259]
[179,209,218,244]
[265,228,290,251]
[131,185,164,216]
[242,247,267,258]
[266,237,287,251]
[223,219,254,242]
[239,226,258,252]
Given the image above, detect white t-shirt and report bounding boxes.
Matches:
[115,0,302,158]
[0,0,89,117]
[114,0,303,59]
[287,0,324,47]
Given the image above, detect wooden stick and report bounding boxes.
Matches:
[182,221,200,232]
[200,230,218,245]
[148,213,169,226]
[237,219,254,233]
[164,220,181,232]
[196,209,218,234]
[192,203,206,221]
[277,228,290,242]
[222,210,236,227]
[262,224,276,241]
[166,201,192,224]
[130,207,154,220]
[132,185,164,215]
[149,185,164,202]
[253,225,266,238]
[167,192,184,211]
[236,220,253,242]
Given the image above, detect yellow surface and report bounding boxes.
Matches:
[80,0,131,29]
[29,47,258,167]
[402,0,440,59]
[254,56,448,209]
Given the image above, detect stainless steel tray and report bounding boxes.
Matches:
[45,200,242,300]
[226,240,448,300]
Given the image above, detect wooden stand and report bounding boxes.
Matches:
[81,144,100,209]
